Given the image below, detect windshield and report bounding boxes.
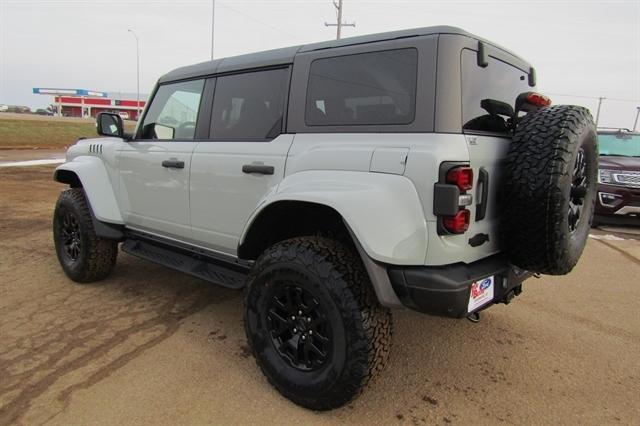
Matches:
[598,133,640,157]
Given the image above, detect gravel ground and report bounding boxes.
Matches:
[1,165,639,426]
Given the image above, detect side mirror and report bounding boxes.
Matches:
[96,112,124,138]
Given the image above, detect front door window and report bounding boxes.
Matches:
[140,79,205,140]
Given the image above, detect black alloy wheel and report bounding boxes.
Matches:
[266,284,332,371]
[59,211,82,261]
[569,148,588,233]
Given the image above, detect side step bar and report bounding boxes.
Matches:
[121,238,248,290]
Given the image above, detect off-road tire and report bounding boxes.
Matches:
[244,237,392,410]
[53,188,118,283]
[502,105,598,275]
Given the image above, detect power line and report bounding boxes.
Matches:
[217,2,300,39]
[546,92,640,103]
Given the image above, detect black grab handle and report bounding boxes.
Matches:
[476,167,489,221]
[242,164,274,175]
[162,159,185,169]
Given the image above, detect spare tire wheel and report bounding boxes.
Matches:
[502,105,598,275]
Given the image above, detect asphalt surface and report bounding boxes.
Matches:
[1,165,639,425]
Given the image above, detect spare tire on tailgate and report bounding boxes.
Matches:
[502,105,598,275]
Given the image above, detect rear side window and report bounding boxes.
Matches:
[461,49,530,134]
[305,48,418,126]
[140,79,205,140]
[210,68,288,141]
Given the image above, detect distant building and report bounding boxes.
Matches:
[32,88,147,120]
[52,95,147,120]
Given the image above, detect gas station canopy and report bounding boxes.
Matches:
[32,88,108,98]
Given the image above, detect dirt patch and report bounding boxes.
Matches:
[0,165,238,424]
[1,165,639,425]
[0,166,58,240]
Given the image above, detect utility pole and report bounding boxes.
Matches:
[633,106,640,132]
[128,29,141,121]
[324,0,355,40]
[211,0,215,60]
[595,96,605,127]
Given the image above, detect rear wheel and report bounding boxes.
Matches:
[502,105,598,274]
[244,237,392,410]
[53,188,118,283]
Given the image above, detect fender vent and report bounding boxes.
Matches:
[89,144,103,155]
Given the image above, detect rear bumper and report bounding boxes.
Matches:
[387,255,532,318]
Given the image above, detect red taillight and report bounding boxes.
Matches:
[446,167,474,191]
[442,209,470,234]
[526,92,551,107]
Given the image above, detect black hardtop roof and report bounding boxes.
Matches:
[159,25,529,83]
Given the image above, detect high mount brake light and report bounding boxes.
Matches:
[443,209,470,234]
[446,167,474,191]
[526,92,552,107]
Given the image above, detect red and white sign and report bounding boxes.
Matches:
[468,276,494,312]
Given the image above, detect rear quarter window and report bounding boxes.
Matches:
[461,49,530,135]
[305,48,418,127]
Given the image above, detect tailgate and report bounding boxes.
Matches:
[464,134,511,257]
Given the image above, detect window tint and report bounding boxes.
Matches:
[305,48,418,126]
[140,79,204,140]
[461,49,530,134]
[210,68,288,141]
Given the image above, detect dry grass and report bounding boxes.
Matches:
[0,114,136,149]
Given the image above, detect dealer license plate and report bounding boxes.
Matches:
[467,275,495,312]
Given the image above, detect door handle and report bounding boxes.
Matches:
[476,167,489,221]
[242,164,274,175]
[162,159,185,169]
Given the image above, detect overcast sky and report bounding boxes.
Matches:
[0,0,638,128]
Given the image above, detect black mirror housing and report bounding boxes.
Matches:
[96,112,124,138]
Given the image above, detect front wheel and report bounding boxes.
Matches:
[244,237,392,410]
[53,188,118,283]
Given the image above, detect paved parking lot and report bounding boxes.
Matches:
[1,165,639,425]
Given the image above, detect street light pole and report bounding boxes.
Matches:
[211,0,215,60]
[335,0,343,40]
[128,29,140,121]
[595,96,605,127]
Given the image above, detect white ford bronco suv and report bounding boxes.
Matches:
[53,26,597,410]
